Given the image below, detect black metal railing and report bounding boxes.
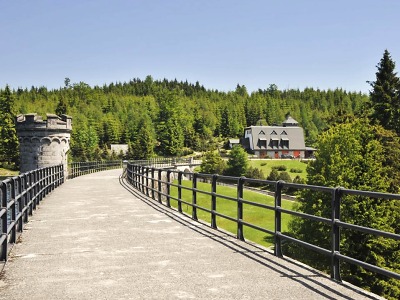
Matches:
[126,163,400,283]
[67,160,123,179]
[0,164,64,261]
[130,157,201,168]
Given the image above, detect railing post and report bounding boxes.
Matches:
[192,173,198,221]
[22,174,28,223]
[158,169,162,203]
[331,187,342,281]
[28,172,34,214]
[274,180,283,257]
[151,168,155,200]
[166,170,171,208]
[1,182,7,261]
[145,167,149,197]
[211,174,218,229]
[9,180,16,244]
[237,177,245,241]
[16,177,23,232]
[140,166,145,193]
[177,171,183,213]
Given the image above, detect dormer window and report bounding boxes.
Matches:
[259,130,265,135]
[281,130,287,135]
[271,130,277,135]
[281,137,289,149]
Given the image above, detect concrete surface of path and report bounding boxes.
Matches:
[0,169,383,300]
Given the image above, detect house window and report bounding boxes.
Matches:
[281,138,289,149]
[258,137,267,148]
[270,138,279,149]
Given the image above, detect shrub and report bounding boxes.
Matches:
[278,171,292,183]
[290,168,303,173]
[260,162,267,166]
[245,166,265,180]
[181,147,194,156]
[245,166,265,187]
[272,165,287,171]
[267,169,279,181]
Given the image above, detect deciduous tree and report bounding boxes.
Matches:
[285,118,400,300]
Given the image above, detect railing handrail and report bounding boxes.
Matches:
[0,164,64,262]
[67,160,123,179]
[125,163,400,285]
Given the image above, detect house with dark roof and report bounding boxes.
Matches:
[242,115,313,158]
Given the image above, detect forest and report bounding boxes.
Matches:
[0,74,369,164]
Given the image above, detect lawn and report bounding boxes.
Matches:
[0,168,19,179]
[195,158,310,180]
[250,159,309,180]
[170,180,295,248]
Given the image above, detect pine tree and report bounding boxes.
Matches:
[55,96,68,115]
[0,85,19,166]
[132,115,155,159]
[369,50,400,134]
[225,146,248,176]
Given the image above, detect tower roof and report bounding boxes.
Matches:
[282,115,298,127]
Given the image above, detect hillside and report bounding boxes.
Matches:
[3,77,370,161]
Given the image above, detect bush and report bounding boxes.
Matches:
[278,171,292,183]
[245,166,265,180]
[181,147,194,156]
[245,166,265,187]
[267,169,279,181]
[290,168,303,173]
[260,162,267,166]
[293,175,305,184]
[272,165,287,171]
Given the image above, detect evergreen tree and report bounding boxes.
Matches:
[200,151,226,174]
[55,96,68,115]
[157,116,184,156]
[369,50,400,134]
[131,115,155,159]
[0,85,19,166]
[225,146,248,176]
[285,118,400,300]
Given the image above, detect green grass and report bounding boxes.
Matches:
[195,158,309,180]
[0,168,18,177]
[249,159,309,180]
[170,180,294,248]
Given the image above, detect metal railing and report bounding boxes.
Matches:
[130,157,201,168]
[126,163,400,283]
[0,164,64,261]
[67,160,123,179]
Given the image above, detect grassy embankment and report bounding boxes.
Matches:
[249,159,309,180]
[194,159,309,181]
[170,180,295,248]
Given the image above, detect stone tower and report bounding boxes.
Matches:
[16,114,72,176]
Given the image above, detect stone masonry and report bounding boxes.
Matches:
[16,114,72,176]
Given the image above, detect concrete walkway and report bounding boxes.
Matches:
[0,169,383,300]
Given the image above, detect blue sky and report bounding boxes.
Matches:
[1,0,400,94]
